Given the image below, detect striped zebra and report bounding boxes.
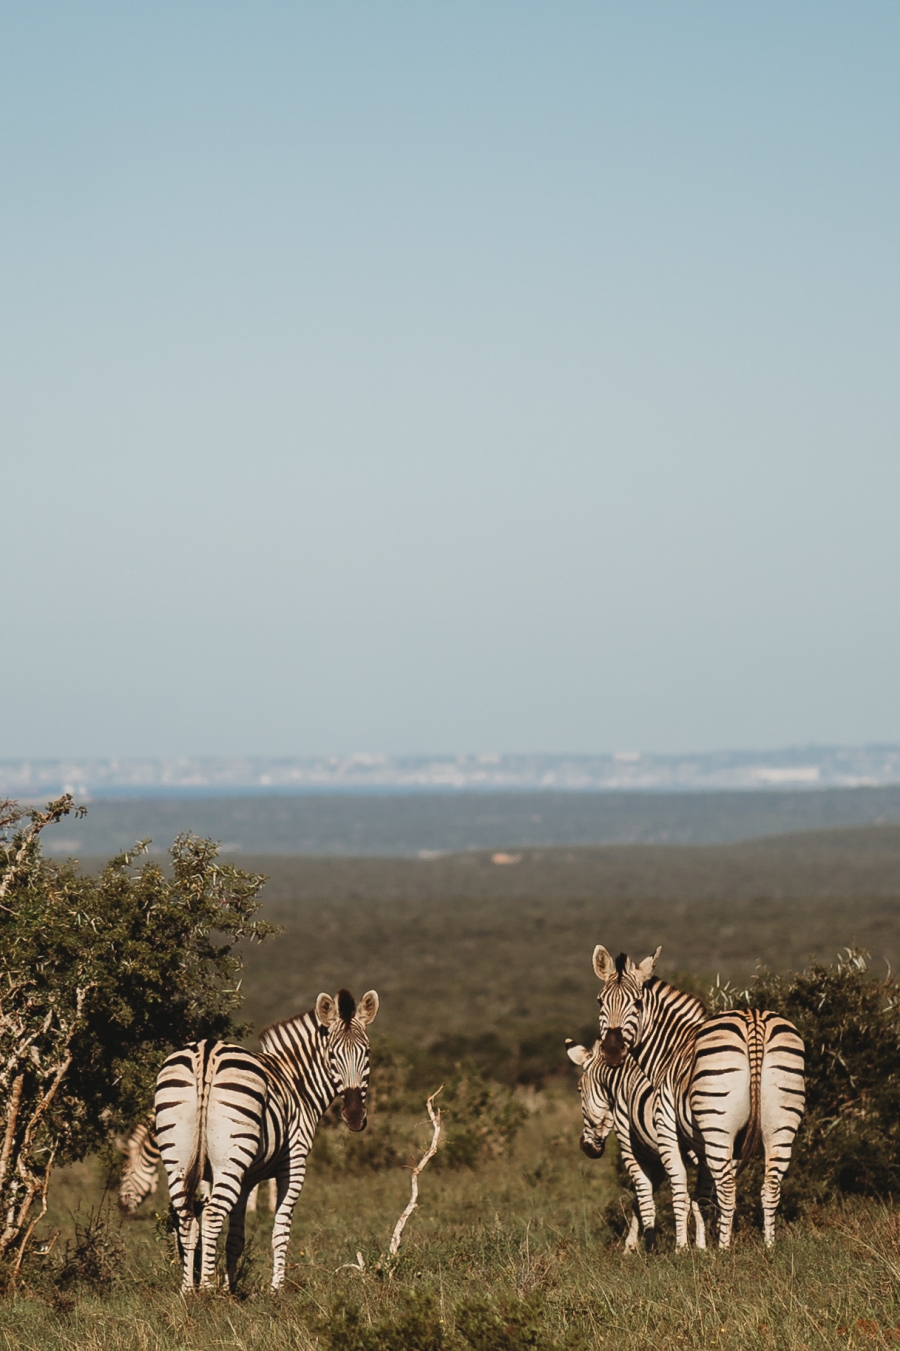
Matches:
[118,1118,276,1216]
[592,945,805,1249]
[118,1116,160,1215]
[565,1038,710,1252]
[155,988,378,1292]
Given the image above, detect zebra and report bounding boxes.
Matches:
[155,988,378,1292]
[565,1038,710,1252]
[592,945,805,1249]
[118,1116,160,1215]
[118,1117,277,1216]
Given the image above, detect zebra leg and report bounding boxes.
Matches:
[656,1094,692,1249]
[246,1185,258,1214]
[619,1158,656,1252]
[198,1176,243,1289]
[691,1163,716,1250]
[270,1163,306,1291]
[760,1017,805,1247]
[706,1155,739,1248]
[225,1189,250,1292]
[175,1206,200,1292]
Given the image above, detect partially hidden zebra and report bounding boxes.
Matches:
[592,945,805,1249]
[155,988,379,1291]
[565,1038,710,1252]
[118,1116,161,1215]
[118,1117,276,1216]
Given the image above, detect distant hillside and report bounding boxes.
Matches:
[226,824,900,1055]
[43,783,900,857]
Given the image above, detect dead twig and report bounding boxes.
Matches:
[373,1086,443,1276]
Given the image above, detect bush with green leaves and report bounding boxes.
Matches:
[712,948,900,1210]
[0,795,273,1276]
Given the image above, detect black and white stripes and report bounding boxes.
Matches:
[585,944,805,1248]
[155,988,378,1291]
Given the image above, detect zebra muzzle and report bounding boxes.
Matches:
[580,1134,605,1160]
[341,1088,367,1132]
[600,1027,626,1067]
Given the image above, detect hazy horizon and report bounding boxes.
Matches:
[3,3,898,758]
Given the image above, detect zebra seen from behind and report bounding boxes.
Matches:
[593,945,805,1249]
[118,1117,276,1217]
[155,987,379,1292]
[565,1038,710,1252]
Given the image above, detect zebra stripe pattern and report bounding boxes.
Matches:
[118,1117,276,1217]
[566,1039,710,1252]
[118,1117,160,1215]
[593,945,805,1248]
[155,987,379,1291]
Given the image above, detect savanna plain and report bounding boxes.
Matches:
[7,826,900,1350]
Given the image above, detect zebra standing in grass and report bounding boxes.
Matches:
[155,988,378,1292]
[592,945,805,1249]
[565,1038,711,1252]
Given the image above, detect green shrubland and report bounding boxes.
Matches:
[4,818,900,1346]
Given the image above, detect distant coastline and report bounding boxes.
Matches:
[3,746,900,802]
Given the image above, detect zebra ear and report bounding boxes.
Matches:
[356,990,379,1024]
[566,1041,591,1067]
[593,945,615,980]
[316,993,337,1027]
[634,946,662,984]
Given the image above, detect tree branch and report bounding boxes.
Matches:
[385,1086,443,1263]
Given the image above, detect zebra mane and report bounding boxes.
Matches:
[614,953,629,977]
[652,976,707,1016]
[337,989,357,1024]
[259,1008,317,1047]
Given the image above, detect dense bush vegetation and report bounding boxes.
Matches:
[0,796,273,1273]
[735,949,900,1208]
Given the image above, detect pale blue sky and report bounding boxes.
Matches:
[2,2,898,758]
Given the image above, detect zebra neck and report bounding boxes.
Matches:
[631,979,706,1085]
[259,1010,341,1113]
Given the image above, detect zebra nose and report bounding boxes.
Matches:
[600,1027,625,1066]
[341,1088,366,1132]
[580,1134,605,1160]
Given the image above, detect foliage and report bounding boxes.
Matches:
[0,796,273,1272]
[54,1203,124,1294]
[711,949,900,1208]
[438,1072,527,1170]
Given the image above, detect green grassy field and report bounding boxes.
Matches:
[9,1095,900,1351]
[12,825,900,1349]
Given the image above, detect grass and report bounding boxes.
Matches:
[6,1093,900,1349]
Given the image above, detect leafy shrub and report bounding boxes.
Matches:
[54,1205,124,1293]
[0,795,273,1272]
[438,1071,527,1170]
[715,949,900,1209]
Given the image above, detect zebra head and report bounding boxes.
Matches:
[315,988,379,1131]
[566,1039,613,1159]
[593,944,661,1066]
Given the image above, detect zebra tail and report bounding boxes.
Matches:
[182,1044,216,1211]
[735,1010,764,1175]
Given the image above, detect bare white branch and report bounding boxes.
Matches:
[386,1085,443,1261]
